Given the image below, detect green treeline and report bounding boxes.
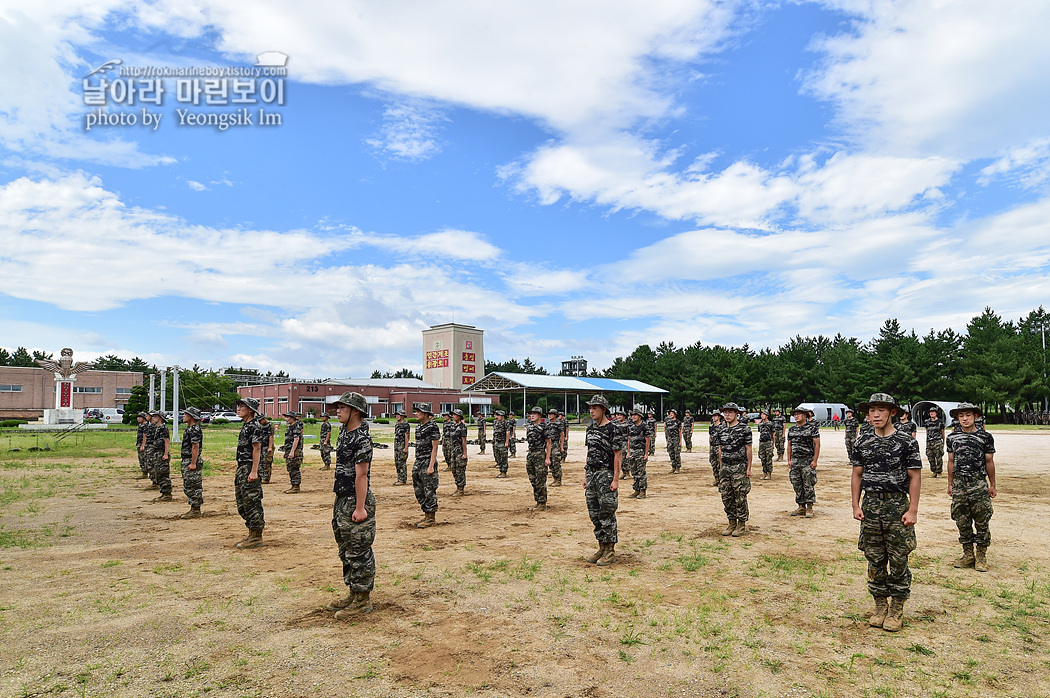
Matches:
[603,306,1049,418]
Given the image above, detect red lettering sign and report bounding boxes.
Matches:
[426,349,449,360]
[462,364,476,374]
[462,352,475,362]
[465,340,472,349]
[426,359,450,369]
[60,382,71,408]
[463,376,475,385]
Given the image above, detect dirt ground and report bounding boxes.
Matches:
[1,426,1049,698]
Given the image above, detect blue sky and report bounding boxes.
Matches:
[2,1,1050,379]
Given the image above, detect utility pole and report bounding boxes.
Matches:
[159,368,166,424]
[148,373,156,411]
[1042,319,1047,413]
[172,366,180,443]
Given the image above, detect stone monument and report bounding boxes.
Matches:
[36,348,94,425]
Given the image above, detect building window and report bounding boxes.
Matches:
[115,388,132,395]
[441,402,461,414]
[74,386,103,394]
[0,384,23,392]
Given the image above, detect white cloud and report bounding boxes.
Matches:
[366,101,446,161]
[187,180,207,191]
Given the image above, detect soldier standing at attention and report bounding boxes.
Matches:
[925,407,946,477]
[717,403,753,536]
[135,412,150,480]
[282,411,304,494]
[477,411,487,454]
[525,407,550,511]
[507,411,518,459]
[257,416,275,485]
[492,410,509,478]
[707,412,723,487]
[612,408,630,479]
[844,409,859,463]
[626,408,649,499]
[179,407,204,519]
[449,409,469,497]
[897,408,917,441]
[233,398,266,549]
[142,411,159,490]
[148,411,173,503]
[319,412,333,471]
[665,409,683,473]
[786,406,820,518]
[412,403,441,528]
[757,411,774,480]
[946,402,996,572]
[773,409,786,461]
[682,409,694,452]
[851,393,921,632]
[326,392,376,618]
[559,411,569,457]
[583,395,621,566]
[547,408,564,487]
[393,410,409,485]
[646,411,657,456]
[441,412,454,471]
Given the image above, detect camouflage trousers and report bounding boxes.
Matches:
[234,464,265,531]
[585,468,618,544]
[775,432,785,459]
[137,450,148,476]
[951,478,993,548]
[628,452,647,492]
[525,450,548,505]
[845,436,856,463]
[667,440,681,470]
[708,445,720,480]
[260,451,274,482]
[285,454,303,487]
[148,451,172,495]
[509,436,517,458]
[493,444,509,474]
[648,436,655,456]
[926,443,944,475]
[441,441,451,469]
[859,492,916,599]
[683,430,693,451]
[719,461,751,521]
[333,490,376,593]
[789,458,816,505]
[412,461,439,514]
[320,444,333,469]
[450,449,467,489]
[759,440,773,474]
[549,445,563,481]
[181,460,203,508]
[478,429,486,453]
[394,448,408,484]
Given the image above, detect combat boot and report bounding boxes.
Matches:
[530,503,547,512]
[732,521,747,537]
[882,597,905,632]
[586,542,606,564]
[975,546,989,572]
[284,485,300,494]
[180,506,202,519]
[596,543,616,566]
[868,597,889,628]
[151,493,173,503]
[416,512,436,528]
[335,591,373,618]
[326,592,355,611]
[145,483,159,491]
[722,520,736,536]
[135,472,149,480]
[235,529,264,549]
[320,465,331,471]
[450,487,465,497]
[790,505,807,516]
[262,476,270,484]
[805,504,814,518]
[628,491,639,499]
[495,472,508,479]
[636,491,646,499]
[953,544,975,568]
[551,477,562,487]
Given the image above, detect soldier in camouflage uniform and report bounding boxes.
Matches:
[717,403,753,536]
[547,408,564,487]
[257,416,275,484]
[559,411,569,457]
[319,412,333,470]
[412,403,441,527]
[582,395,621,566]
[282,411,304,494]
[646,412,657,456]
[135,412,150,480]
[850,393,921,632]
[326,392,376,618]
[626,408,649,498]
[946,403,996,572]
[179,407,204,518]
[525,407,550,511]
[477,411,487,454]
[233,398,266,549]
[147,411,173,502]
[492,410,509,477]
[844,409,859,463]
[507,411,518,458]
[925,407,945,477]
[393,410,409,485]
[665,409,683,473]
[707,412,723,487]
[441,412,454,471]
[449,409,469,496]
[681,409,694,452]
[772,409,786,461]
[897,408,917,441]
[786,406,820,517]
[609,408,628,478]
[757,411,774,479]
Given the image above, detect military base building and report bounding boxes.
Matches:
[0,365,142,420]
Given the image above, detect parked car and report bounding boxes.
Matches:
[214,411,242,423]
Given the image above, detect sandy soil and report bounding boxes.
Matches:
[1,427,1049,698]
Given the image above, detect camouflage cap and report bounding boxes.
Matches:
[236,397,262,415]
[452,408,464,418]
[721,402,741,412]
[899,404,911,415]
[394,409,405,417]
[494,409,506,416]
[949,402,983,418]
[334,392,368,415]
[183,407,202,420]
[856,393,898,414]
[684,409,692,414]
[548,407,558,414]
[629,407,643,417]
[791,404,815,417]
[585,394,611,412]
[137,411,148,418]
[282,410,301,419]
[667,407,678,416]
[529,406,544,415]
[413,402,434,415]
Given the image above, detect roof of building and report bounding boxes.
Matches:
[463,372,668,394]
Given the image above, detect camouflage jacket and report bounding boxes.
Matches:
[235,418,266,467]
[448,421,467,454]
[492,419,507,444]
[146,423,169,454]
[682,415,694,432]
[627,421,647,453]
[718,422,753,465]
[585,420,620,471]
[708,422,723,444]
[284,420,304,456]
[319,420,332,446]
[844,416,858,439]
[664,417,681,441]
[614,420,629,452]
[442,419,455,444]
[757,421,774,442]
[414,420,440,465]
[136,422,148,448]
[946,429,995,481]
[925,418,944,444]
[394,421,409,449]
[477,418,486,434]
[545,421,562,451]
[787,422,820,459]
[772,415,786,434]
[334,422,372,496]
[853,429,922,493]
[526,421,547,452]
[897,420,917,438]
[180,423,203,466]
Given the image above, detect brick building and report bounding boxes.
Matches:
[421,323,484,389]
[0,366,142,419]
